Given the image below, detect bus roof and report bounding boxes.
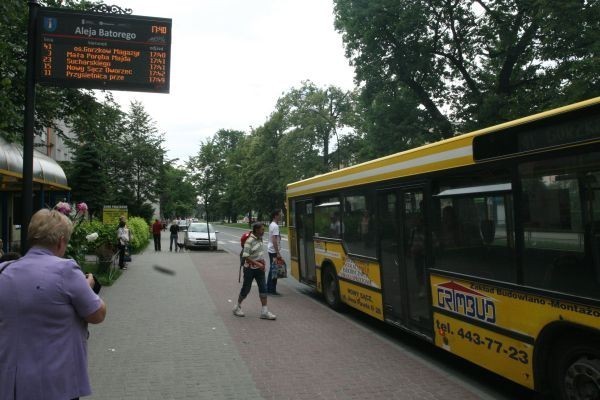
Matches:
[286,97,600,198]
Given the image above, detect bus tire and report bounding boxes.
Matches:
[322,265,343,311]
[552,337,600,400]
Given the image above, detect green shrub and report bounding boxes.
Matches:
[81,262,121,286]
[127,216,150,253]
[67,220,118,266]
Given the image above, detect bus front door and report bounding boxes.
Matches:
[297,200,316,284]
[378,188,431,333]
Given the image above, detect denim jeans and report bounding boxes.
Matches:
[170,234,178,251]
[267,252,277,293]
[239,267,267,299]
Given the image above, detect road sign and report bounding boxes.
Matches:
[36,8,171,93]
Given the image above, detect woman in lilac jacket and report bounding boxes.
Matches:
[0,209,106,400]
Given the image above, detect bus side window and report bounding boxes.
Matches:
[343,193,375,257]
[589,172,600,286]
[519,153,600,299]
[434,191,516,282]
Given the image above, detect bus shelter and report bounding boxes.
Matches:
[0,137,70,253]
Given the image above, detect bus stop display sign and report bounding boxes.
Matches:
[36,8,171,93]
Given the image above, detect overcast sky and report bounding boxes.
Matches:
[106,0,356,164]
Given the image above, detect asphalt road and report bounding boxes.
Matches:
[212,224,537,400]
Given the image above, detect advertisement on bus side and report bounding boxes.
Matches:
[430,273,600,389]
[314,240,384,320]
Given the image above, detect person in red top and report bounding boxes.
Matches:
[152,219,162,251]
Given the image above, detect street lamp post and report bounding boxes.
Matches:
[21,0,40,253]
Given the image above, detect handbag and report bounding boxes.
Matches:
[124,245,132,262]
[275,257,287,279]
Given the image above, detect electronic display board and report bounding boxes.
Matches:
[36,8,171,93]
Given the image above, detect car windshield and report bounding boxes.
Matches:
[188,223,214,233]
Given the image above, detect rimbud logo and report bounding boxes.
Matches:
[436,281,496,324]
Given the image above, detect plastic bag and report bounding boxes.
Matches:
[275,257,287,279]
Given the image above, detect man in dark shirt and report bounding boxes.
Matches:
[169,222,179,252]
[152,219,162,251]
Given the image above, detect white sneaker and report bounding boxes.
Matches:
[232,305,245,317]
[260,310,276,320]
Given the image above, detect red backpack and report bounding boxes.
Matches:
[240,231,252,248]
[239,231,252,282]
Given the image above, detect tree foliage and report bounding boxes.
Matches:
[67,99,165,221]
[276,81,355,171]
[0,0,101,143]
[119,100,165,218]
[333,0,600,142]
[159,164,197,219]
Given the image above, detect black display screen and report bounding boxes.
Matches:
[473,104,600,161]
[36,8,172,93]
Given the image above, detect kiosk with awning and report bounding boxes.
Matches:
[0,137,70,252]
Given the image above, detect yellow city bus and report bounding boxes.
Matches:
[286,97,600,399]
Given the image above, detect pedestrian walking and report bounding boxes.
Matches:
[169,222,179,252]
[267,209,283,295]
[232,222,276,320]
[0,209,106,400]
[152,218,162,251]
[117,220,130,270]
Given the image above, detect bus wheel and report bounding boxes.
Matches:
[553,340,600,400]
[322,266,343,311]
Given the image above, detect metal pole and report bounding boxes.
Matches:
[21,0,39,253]
[205,203,211,249]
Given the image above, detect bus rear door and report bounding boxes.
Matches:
[296,200,316,284]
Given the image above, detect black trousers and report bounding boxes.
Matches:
[118,243,126,268]
[153,233,161,250]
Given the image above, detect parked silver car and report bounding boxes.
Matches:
[184,223,218,250]
[177,219,188,231]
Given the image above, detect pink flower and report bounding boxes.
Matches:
[55,201,71,215]
[76,202,88,213]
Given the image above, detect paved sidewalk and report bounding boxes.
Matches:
[87,235,486,400]
[87,237,261,400]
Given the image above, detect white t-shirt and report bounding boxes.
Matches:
[267,221,280,254]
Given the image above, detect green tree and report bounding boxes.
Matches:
[67,93,126,206]
[333,0,600,142]
[119,101,166,219]
[211,129,245,222]
[188,138,223,222]
[246,113,287,219]
[0,0,102,143]
[159,163,197,219]
[276,81,354,171]
[68,141,107,218]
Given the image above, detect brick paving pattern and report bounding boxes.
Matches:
[87,235,486,399]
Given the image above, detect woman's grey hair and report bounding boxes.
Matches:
[252,222,264,234]
[28,209,73,248]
